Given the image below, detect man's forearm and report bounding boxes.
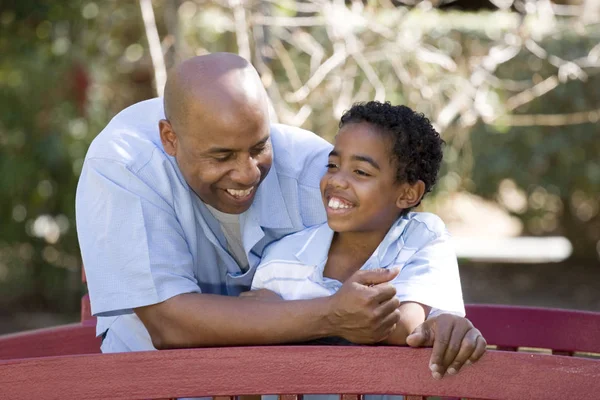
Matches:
[135,293,336,349]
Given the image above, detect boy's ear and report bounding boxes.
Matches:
[159,119,178,157]
[396,180,426,210]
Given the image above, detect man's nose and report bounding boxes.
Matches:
[230,154,261,186]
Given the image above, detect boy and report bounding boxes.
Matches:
[252,101,465,345]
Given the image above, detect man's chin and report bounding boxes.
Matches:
[216,190,256,214]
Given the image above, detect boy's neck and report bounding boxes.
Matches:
[324,229,389,283]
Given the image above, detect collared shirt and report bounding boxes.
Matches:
[75,98,333,352]
[252,213,465,317]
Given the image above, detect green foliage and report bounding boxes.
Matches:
[0,1,598,323]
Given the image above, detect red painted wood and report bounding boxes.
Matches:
[80,293,96,325]
[1,346,599,400]
[341,395,363,400]
[404,396,424,400]
[0,323,100,360]
[465,304,600,353]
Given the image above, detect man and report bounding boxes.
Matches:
[76,52,485,379]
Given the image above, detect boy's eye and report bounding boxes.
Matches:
[354,169,371,177]
[326,163,338,169]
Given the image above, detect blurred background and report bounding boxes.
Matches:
[1,0,599,334]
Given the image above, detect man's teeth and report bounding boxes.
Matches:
[328,197,352,209]
[226,187,254,198]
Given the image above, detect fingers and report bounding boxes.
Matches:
[438,320,471,375]
[372,283,397,304]
[428,320,450,380]
[406,321,431,348]
[375,308,401,341]
[445,327,480,376]
[468,333,487,364]
[374,296,401,318]
[352,267,399,286]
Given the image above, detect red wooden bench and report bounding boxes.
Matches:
[1,301,599,399]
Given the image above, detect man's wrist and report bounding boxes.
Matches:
[313,296,338,338]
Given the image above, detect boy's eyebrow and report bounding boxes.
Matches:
[207,135,270,154]
[352,154,381,170]
[328,150,381,170]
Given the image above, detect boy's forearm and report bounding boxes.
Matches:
[135,293,338,349]
[380,301,431,346]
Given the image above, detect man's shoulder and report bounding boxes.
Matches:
[270,123,332,183]
[85,98,166,172]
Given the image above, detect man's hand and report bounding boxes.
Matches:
[239,289,282,301]
[406,313,486,379]
[327,268,401,344]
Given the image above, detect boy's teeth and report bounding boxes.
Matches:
[328,197,351,209]
[226,187,253,197]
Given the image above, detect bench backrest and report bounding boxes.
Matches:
[1,345,599,400]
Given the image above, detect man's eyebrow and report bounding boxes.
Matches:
[352,154,381,170]
[207,135,270,154]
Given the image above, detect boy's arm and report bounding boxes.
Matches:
[380,301,431,345]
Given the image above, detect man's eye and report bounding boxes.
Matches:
[250,145,265,156]
[326,163,338,169]
[214,154,233,162]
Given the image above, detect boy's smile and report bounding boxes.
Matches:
[320,121,405,234]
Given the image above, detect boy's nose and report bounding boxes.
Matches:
[327,172,349,189]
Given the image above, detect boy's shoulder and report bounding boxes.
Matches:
[402,212,448,240]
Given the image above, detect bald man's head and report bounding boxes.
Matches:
[163,52,269,134]
[158,53,273,214]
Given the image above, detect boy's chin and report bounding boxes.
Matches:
[327,220,352,233]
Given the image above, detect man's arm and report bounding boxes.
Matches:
[135,268,402,349]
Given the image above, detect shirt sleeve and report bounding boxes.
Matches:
[391,230,465,317]
[76,158,201,317]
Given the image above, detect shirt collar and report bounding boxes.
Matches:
[293,217,410,270]
[372,216,410,267]
[294,223,334,266]
[248,150,293,229]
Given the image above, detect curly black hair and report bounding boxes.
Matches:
[339,101,444,211]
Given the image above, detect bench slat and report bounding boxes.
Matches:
[465,304,600,353]
[0,323,100,360]
[1,346,598,400]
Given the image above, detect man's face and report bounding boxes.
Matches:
[161,111,272,214]
[320,121,403,233]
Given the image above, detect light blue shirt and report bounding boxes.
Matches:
[75,98,332,352]
[252,213,465,317]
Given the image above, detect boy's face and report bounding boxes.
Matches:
[320,121,405,234]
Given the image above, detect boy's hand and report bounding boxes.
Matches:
[327,268,401,344]
[239,289,282,301]
[406,313,487,379]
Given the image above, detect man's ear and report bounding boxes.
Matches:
[159,119,178,157]
[396,180,426,210]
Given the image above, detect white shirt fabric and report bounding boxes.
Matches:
[75,98,333,353]
[205,204,249,271]
[252,212,465,317]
